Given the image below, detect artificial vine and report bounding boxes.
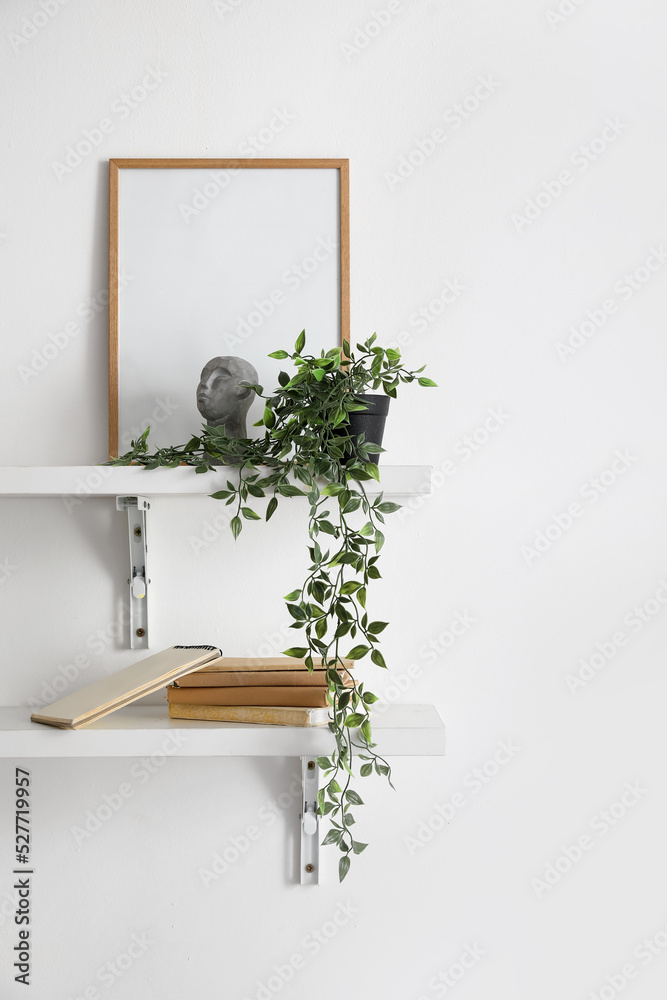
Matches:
[111,333,435,879]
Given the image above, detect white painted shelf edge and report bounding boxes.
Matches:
[0,465,432,498]
[0,704,445,758]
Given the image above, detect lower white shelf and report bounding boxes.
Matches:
[0,704,445,759]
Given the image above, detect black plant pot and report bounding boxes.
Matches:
[347,394,390,464]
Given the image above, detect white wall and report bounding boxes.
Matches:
[2,1,667,997]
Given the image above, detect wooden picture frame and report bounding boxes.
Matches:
[108,158,349,457]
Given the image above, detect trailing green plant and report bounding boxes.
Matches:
[111,332,436,880]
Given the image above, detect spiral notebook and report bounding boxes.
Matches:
[30,645,223,730]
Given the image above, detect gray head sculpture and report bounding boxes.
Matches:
[196,355,259,438]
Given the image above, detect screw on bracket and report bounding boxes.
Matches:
[305,864,314,874]
[307,760,315,770]
[136,628,145,638]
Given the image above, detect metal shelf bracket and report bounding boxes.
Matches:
[300,756,320,885]
[116,495,150,650]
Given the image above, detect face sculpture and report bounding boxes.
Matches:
[196,356,259,439]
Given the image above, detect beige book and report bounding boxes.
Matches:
[188,656,354,674]
[174,668,353,688]
[30,646,223,730]
[167,685,329,708]
[168,703,330,727]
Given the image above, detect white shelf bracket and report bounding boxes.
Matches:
[300,756,320,885]
[116,496,150,650]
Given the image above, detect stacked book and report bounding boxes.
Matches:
[166,656,354,727]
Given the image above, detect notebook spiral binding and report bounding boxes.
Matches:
[173,645,222,654]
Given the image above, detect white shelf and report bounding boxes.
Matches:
[0,705,445,759]
[0,465,432,498]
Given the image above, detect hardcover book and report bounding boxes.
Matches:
[167,703,330,727]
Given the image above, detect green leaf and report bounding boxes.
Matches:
[343,713,365,728]
[282,647,308,658]
[365,463,380,482]
[295,329,306,354]
[230,516,242,540]
[418,376,438,387]
[339,855,351,882]
[359,522,374,537]
[376,501,401,514]
[266,496,278,521]
[340,581,361,595]
[346,645,370,660]
[371,648,387,669]
[328,779,342,795]
[346,789,363,805]
[368,621,388,634]
[317,788,326,814]
[263,406,275,428]
[286,604,307,620]
[362,691,379,705]
[320,483,345,497]
[367,565,381,580]
[360,763,373,777]
[312,367,325,381]
[357,587,367,609]
[284,589,301,601]
[277,484,306,497]
[374,530,385,554]
[268,349,289,359]
[352,841,368,855]
[210,490,232,500]
[316,757,331,770]
[360,720,372,744]
[241,507,261,520]
[322,828,343,846]
[315,617,328,640]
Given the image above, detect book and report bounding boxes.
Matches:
[173,668,353,688]
[186,656,354,674]
[30,645,223,730]
[167,703,330,727]
[166,685,329,708]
